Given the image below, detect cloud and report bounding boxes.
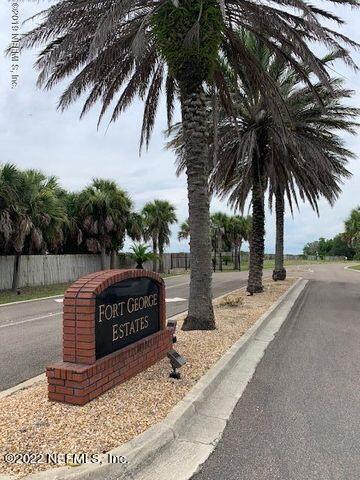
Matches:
[0,1,359,255]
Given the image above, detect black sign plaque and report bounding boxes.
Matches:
[95,277,160,359]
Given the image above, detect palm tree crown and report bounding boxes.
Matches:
[77,178,132,268]
[18,0,358,329]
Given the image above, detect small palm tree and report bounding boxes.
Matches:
[130,244,158,270]
[19,0,358,330]
[77,179,132,269]
[142,200,177,273]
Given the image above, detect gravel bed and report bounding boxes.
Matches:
[0,278,296,477]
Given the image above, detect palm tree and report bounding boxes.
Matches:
[178,219,190,242]
[20,0,357,329]
[126,212,144,243]
[57,191,84,254]
[130,243,158,269]
[210,212,228,254]
[344,207,360,251]
[213,38,356,292]
[77,179,132,270]
[142,200,177,273]
[227,215,252,270]
[0,164,22,256]
[0,167,67,290]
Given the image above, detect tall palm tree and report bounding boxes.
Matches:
[77,179,132,269]
[213,38,356,292]
[142,200,177,273]
[20,0,358,329]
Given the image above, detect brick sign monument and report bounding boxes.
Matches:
[47,269,173,405]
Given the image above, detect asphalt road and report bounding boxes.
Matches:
[192,264,360,480]
[0,270,261,392]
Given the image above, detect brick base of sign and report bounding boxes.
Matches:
[47,329,173,406]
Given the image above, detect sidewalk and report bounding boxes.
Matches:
[192,278,360,480]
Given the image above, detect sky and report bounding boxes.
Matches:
[0,1,359,254]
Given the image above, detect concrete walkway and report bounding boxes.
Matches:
[192,265,360,480]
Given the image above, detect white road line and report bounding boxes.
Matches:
[166,282,189,289]
[0,311,62,329]
[166,297,187,303]
[54,298,63,303]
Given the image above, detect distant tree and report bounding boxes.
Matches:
[0,166,67,290]
[304,234,355,259]
[329,234,355,258]
[317,237,332,258]
[227,215,252,270]
[142,200,177,273]
[303,241,320,257]
[344,207,360,252]
[77,179,132,270]
[0,164,22,256]
[126,212,144,242]
[178,219,190,243]
[210,212,228,255]
[59,191,84,254]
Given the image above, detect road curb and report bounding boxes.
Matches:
[0,374,46,401]
[13,277,307,480]
[344,265,360,273]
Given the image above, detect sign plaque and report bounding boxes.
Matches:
[95,277,160,358]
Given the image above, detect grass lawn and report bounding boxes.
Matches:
[350,264,360,271]
[0,283,72,305]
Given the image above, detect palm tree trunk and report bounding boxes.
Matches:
[100,246,107,270]
[180,87,215,331]
[152,237,158,272]
[234,245,239,270]
[12,252,21,291]
[272,188,287,281]
[110,249,117,269]
[159,245,164,274]
[239,241,242,271]
[247,160,265,294]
